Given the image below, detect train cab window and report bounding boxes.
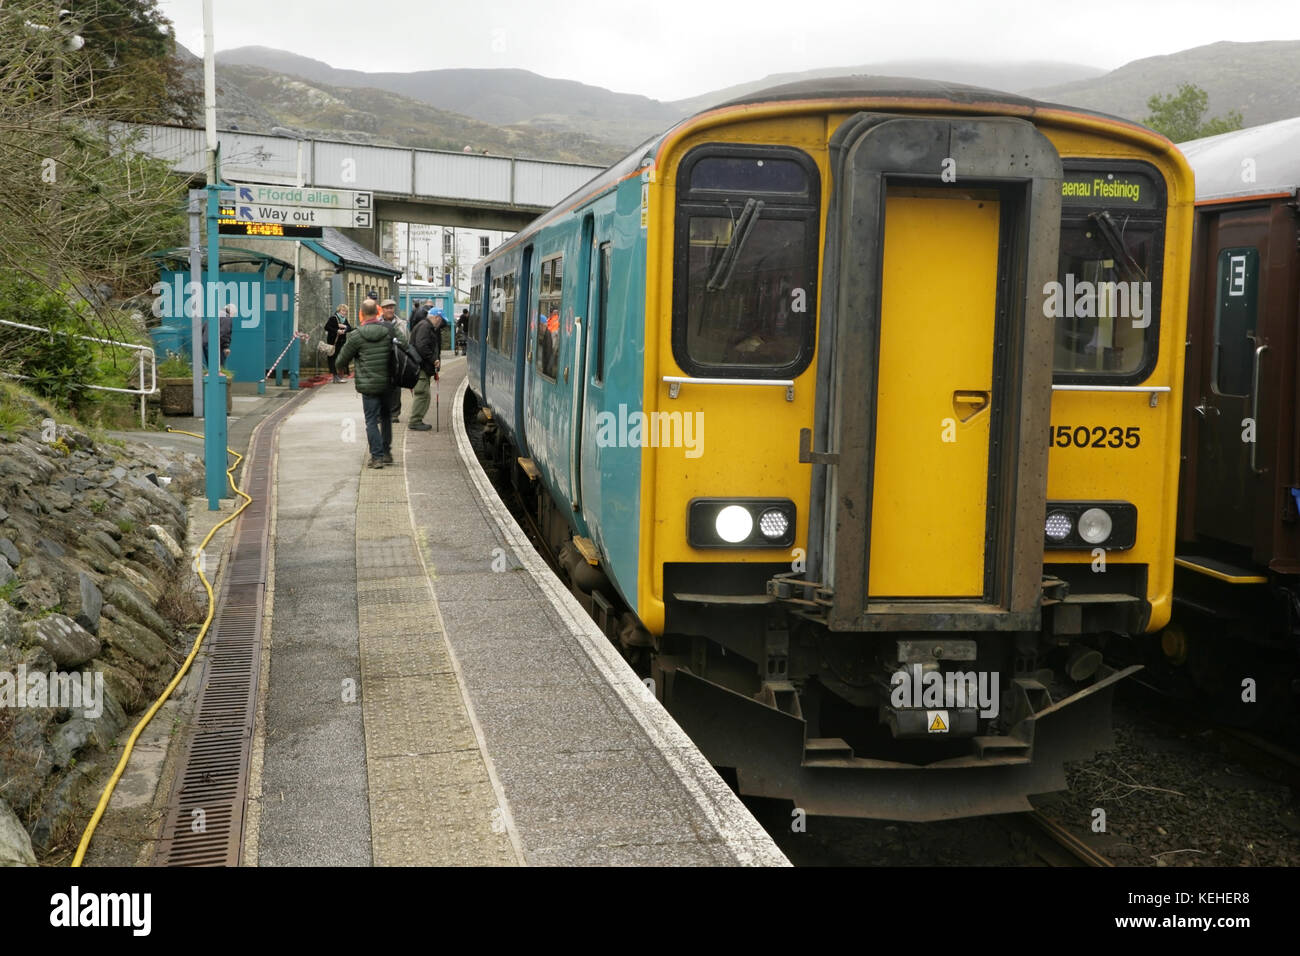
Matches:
[1212,247,1259,397]
[536,255,562,380]
[1052,163,1166,384]
[673,145,819,378]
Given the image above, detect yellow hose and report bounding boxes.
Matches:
[72,428,253,867]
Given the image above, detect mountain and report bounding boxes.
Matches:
[216,46,681,148]
[1025,40,1300,127]
[671,60,1105,113]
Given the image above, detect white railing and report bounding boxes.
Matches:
[0,318,157,427]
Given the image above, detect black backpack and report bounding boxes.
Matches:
[388,328,423,389]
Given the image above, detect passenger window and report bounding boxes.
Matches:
[488,274,503,351]
[536,254,562,380]
[1212,247,1259,397]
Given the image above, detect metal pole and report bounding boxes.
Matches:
[290,136,303,390]
[202,0,226,510]
[189,190,203,417]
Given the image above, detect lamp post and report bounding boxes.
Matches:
[271,126,306,390]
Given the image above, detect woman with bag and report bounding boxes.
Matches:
[323,304,351,383]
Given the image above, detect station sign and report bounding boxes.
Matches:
[218,206,322,238]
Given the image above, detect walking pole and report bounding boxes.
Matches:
[435,373,440,432]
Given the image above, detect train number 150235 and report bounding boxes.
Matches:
[1049,425,1141,448]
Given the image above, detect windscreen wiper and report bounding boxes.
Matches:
[1088,210,1145,282]
[706,198,764,291]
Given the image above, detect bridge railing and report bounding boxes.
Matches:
[121,124,605,210]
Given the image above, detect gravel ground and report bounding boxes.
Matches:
[1036,694,1300,867]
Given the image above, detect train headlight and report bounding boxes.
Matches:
[1043,501,1137,550]
[1045,512,1072,541]
[758,509,789,540]
[1078,508,1113,544]
[715,505,754,543]
[688,498,796,548]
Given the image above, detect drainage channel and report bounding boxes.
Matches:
[152,391,310,866]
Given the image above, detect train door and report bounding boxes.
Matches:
[478,267,490,400]
[1189,209,1268,550]
[815,114,1061,631]
[514,246,534,455]
[568,215,595,509]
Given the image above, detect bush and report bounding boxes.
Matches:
[0,273,98,414]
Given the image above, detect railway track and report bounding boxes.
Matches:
[1020,811,1114,867]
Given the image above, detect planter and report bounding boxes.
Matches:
[159,375,232,416]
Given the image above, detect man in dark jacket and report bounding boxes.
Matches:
[335,298,410,469]
[201,303,234,370]
[407,307,442,431]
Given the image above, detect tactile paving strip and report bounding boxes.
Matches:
[355,427,515,866]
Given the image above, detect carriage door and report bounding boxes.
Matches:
[568,215,595,509]
[819,115,1061,631]
[1191,211,1266,548]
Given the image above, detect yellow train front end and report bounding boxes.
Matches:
[634,80,1192,820]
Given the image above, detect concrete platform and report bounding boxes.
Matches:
[253,357,787,866]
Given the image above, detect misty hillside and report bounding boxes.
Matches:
[672,60,1105,113]
[1027,40,1300,127]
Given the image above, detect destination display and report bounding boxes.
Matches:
[1060,170,1159,208]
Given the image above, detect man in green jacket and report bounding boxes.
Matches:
[334,299,410,469]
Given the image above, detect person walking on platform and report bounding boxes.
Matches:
[379,297,405,423]
[201,303,234,370]
[407,306,443,432]
[335,298,409,469]
[324,303,351,383]
[456,308,469,355]
[409,298,429,328]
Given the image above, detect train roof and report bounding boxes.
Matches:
[1179,115,1300,203]
[484,76,1162,262]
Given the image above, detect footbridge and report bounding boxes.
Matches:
[126,123,607,241]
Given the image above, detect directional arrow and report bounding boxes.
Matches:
[354,193,371,209]
[354,211,372,228]
[239,206,254,220]
[238,186,255,202]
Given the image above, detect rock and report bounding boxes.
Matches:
[43,490,74,513]
[35,537,66,559]
[149,524,184,561]
[109,562,162,605]
[19,615,101,669]
[110,466,126,480]
[0,539,16,566]
[0,557,12,589]
[55,476,78,496]
[99,613,169,671]
[70,573,102,634]
[0,505,8,522]
[49,679,128,768]
[91,660,144,712]
[0,600,21,646]
[0,800,36,867]
[104,581,171,641]
[86,530,122,559]
[26,758,104,854]
[12,578,60,614]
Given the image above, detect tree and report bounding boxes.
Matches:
[0,0,189,316]
[1143,83,1244,143]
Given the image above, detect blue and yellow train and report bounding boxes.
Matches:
[466,77,1194,820]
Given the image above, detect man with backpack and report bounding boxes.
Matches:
[407,307,443,432]
[335,298,412,470]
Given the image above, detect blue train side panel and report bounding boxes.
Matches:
[467,171,648,616]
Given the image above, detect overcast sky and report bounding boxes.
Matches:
[158,0,1297,101]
